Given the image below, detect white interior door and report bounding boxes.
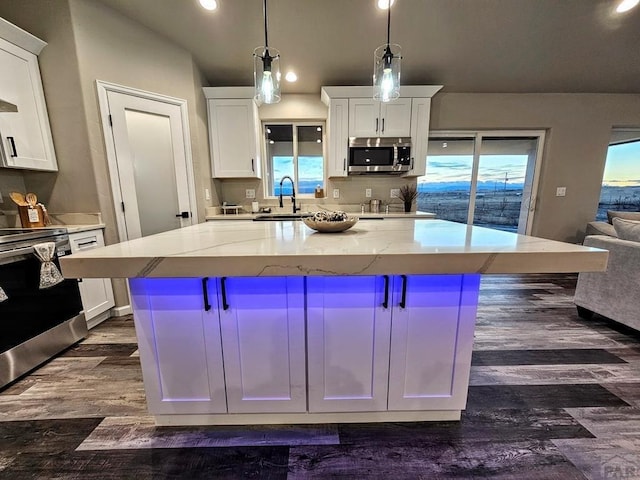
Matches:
[100,85,195,240]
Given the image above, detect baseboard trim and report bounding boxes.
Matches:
[112,305,132,317]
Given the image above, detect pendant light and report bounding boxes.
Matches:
[253,0,281,104]
[373,2,401,102]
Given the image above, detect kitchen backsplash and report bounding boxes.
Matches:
[0,171,27,226]
[220,176,418,212]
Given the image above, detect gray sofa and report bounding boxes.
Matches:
[575,218,640,332]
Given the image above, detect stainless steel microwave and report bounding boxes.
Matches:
[348,137,412,175]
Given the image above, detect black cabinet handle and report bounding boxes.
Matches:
[375,118,379,133]
[382,118,385,133]
[343,158,346,171]
[251,158,255,172]
[202,277,211,311]
[382,275,389,309]
[176,211,190,218]
[220,276,229,310]
[399,274,408,309]
[7,137,17,157]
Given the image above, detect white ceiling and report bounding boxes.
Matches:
[95,0,640,94]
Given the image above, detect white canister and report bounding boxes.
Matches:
[251,201,260,213]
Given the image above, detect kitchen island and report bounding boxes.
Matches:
[60,219,608,425]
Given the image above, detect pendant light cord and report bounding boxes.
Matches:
[386,5,391,46]
[263,0,269,48]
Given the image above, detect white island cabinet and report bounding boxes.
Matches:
[60,219,608,426]
[0,18,57,171]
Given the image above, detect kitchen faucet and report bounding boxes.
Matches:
[279,175,300,214]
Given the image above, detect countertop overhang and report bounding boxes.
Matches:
[59,219,608,279]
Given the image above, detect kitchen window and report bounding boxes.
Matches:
[264,122,325,197]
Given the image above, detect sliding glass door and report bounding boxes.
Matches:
[417,131,545,234]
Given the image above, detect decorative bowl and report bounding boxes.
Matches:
[302,213,359,233]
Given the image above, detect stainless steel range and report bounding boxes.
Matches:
[0,228,86,389]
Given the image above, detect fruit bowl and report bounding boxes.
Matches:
[302,211,359,233]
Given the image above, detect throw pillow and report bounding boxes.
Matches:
[607,210,640,224]
[613,217,640,242]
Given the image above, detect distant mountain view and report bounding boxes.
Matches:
[417,181,524,193]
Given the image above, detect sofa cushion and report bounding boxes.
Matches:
[607,210,640,224]
[586,221,617,237]
[613,217,640,242]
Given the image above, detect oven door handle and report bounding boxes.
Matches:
[0,238,69,264]
[0,245,35,262]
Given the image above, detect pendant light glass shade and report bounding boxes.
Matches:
[373,43,401,102]
[373,3,401,102]
[254,46,281,104]
[253,0,281,104]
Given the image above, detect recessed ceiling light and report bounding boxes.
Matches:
[316,127,322,132]
[316,139,322,143]
[616,0,639,12]
[285,71,298,82]
[198,0,218,11]
[377,0,395,9]
[269,139,275,144]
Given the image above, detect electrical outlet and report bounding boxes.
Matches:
[205,188,211,201]
[365,188,372,198]
[556,187,566,197]
[390,188,400,198]
[246,189,256,199]
[333,188,340,199]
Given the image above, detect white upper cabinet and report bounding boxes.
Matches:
[0,19,57,171]
[204,87,262,179]
[326,98,349,177]
[321,86,442,178]
[348,98,412,138]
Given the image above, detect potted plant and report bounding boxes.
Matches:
[399,184,418,213]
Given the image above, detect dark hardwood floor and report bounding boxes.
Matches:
[1,274,640,479]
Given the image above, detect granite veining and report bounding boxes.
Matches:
[60,219,608,278]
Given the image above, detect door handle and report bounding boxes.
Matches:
[375,118,379,133]
[343,158,346,171]
[7,137,17,157]
[399,274,408,309]
[220,276,229,310]
[202,277,211,311]
[382,275,389,309]
[381,118,385,133]
[176,211,190,218]
[251,158,255,172]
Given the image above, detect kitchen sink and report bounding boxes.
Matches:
[253,213,314,221]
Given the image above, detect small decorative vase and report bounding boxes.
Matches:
[404,201,412,213]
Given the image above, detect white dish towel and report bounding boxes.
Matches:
[33,242,64,289]
[0,285,7,303]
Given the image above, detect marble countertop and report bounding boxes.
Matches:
[205,211,436,221]
[60,219,608,279]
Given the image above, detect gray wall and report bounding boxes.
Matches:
[0,0,216,306]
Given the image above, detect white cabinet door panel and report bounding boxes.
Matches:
[388,274,479,411]
[348,99,379,137]
[327,99,348,177]
[69,230,114,325]
[129,278,227,414]
[0,37,56,171]
[380,98,412,137]
[219,277,306,413]
[407,98,431,177]
[208,99,260,178]
[307,276,392,412]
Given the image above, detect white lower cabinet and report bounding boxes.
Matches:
[387,274,479,410]
[217,276,307,413]
[129,278,227,414]
[69,230,114,328]
[129,274,479,419]
[306,276,392,412]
